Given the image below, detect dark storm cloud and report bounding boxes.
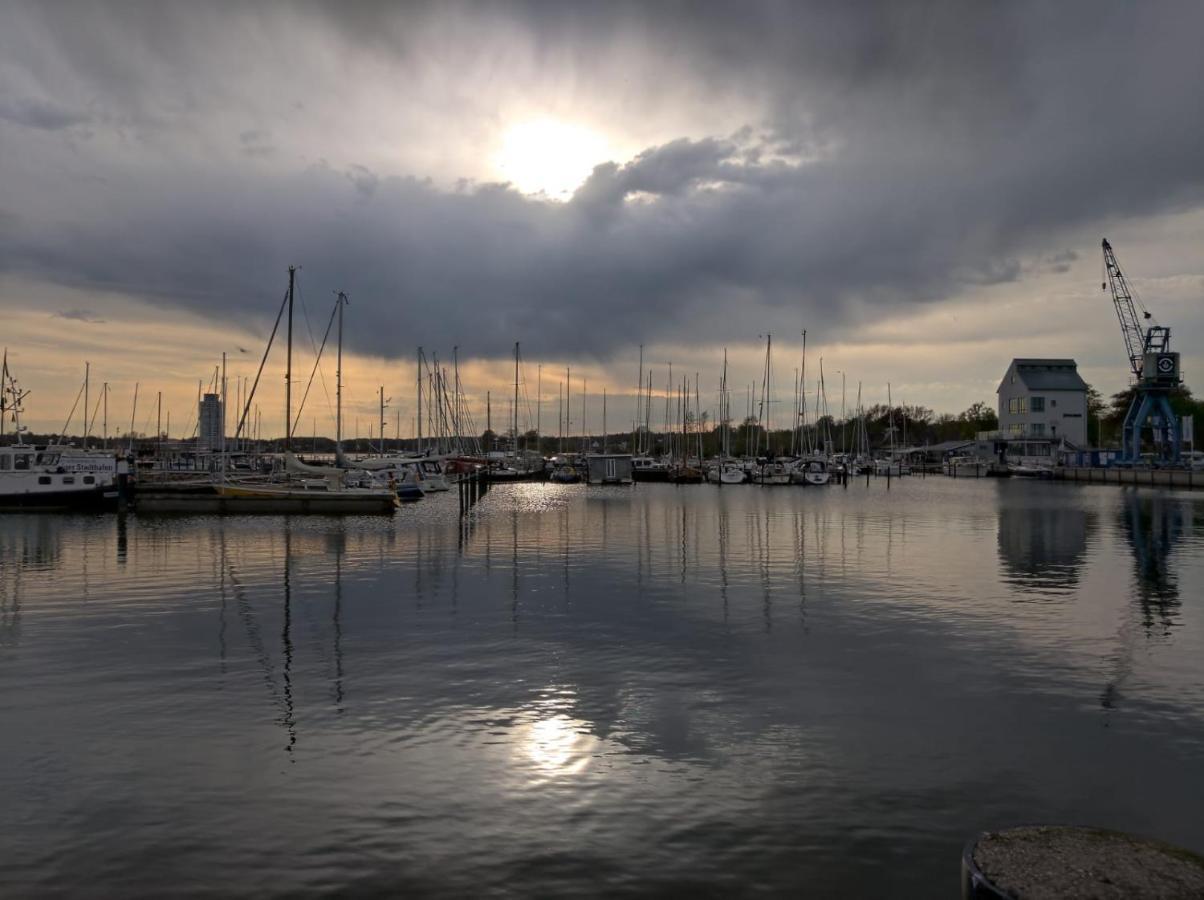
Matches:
[2,1,1203,362]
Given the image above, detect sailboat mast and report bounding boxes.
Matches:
[451,347,459,452]
[513,342,520,457]
[336,292,346,450]
[635,344,644,455]
[416,347,423,455]
[284,266,295,453]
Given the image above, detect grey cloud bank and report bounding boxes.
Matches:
[1,1,1203,366]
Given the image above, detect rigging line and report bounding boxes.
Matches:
[234,287,290,442]
[57,379,86,442]
[293,271,338,427]
[85,385,104,437]
[291,296,340,438]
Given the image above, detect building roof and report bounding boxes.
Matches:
[998,358,1088,393]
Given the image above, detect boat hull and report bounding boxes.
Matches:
[0,484,121,512]
[137,483,397,514]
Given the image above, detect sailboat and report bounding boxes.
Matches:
[708,351,746,484]
[209,269,397,512]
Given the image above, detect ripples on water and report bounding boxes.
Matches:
[1,479,1202,896]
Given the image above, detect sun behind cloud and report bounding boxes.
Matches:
[493,118,612,199]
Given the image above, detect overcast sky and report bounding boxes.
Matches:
[2,1,1202,436]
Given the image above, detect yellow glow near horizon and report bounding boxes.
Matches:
[493,119,611,199]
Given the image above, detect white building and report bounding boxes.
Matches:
[199,393,224,451]
[996,359,1088,446]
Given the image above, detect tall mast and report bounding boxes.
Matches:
[635,344,644,455]
[103,382,108,451]
[513,342,520,457]
[453,347,462,452]
[602,389,608,454]
[416,347,423,455]
[220,353,226,483]
[581,376,587,454]
[565,366,571,443]
[84,362,89,448]
[558,380,564,454]
[721,350,729,458]
[336,291,346,451]
[285,266,295,453]
[379,386,386,457]
[1,350,7,439]
[536,362,542,448]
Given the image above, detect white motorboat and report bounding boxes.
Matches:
[791,458,831,486]
[0,444,125,510]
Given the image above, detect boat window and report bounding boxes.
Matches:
[0,455,8,470]
[13,454,31,470]
[38,475,52,485]
[62,475,75,485]
[83,475,95,484]
[37,453,60,466]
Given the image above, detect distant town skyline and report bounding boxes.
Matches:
[3,1,1203,433]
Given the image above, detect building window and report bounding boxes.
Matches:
[1008,424,1023,435]
[1063,413,1082,418]
[1030,397,1045,412]
[1051,399,1057,408]
[1008,397,1028,414]
[1031,423,1045,436]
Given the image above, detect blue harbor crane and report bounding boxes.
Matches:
[1101,238,1182,463]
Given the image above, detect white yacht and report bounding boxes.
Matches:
[791,458,831,486]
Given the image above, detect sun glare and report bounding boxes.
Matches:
[494,119,611,199]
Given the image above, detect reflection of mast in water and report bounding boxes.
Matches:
[0,557,21,647]
[281,523,296,757]
[511,505,519,627]
[561,502,570,602]
[717,505,729,622]
[679,503,688,585]
[224,531,297,755]
[1100,493,1189,712]
[116,513,128,566]
[759,509,773,632]
[218,526,228,676]
[792,510,807,629]
[332,524,345,712]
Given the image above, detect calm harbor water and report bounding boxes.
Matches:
[1,479,1202,897]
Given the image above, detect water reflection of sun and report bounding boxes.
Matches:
[523,714,597,777]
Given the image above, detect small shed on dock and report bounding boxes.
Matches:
[585,454,634,485]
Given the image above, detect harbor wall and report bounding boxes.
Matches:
[1053,466,1203,490]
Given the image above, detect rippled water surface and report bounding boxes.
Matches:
[2,479,1203,897]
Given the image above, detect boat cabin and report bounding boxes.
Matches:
[585,453,634,485]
